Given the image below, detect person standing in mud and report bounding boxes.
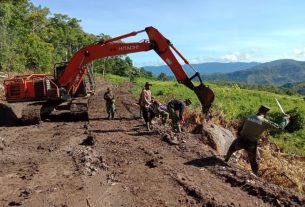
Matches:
[224,105,290,176]
[167,99,192,133]
[139,82,154,131]
[104,87,116,119]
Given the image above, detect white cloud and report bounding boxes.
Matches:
[222,52,252,62]
[189,56,220,64]
[293,48,305,57]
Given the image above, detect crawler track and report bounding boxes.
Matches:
[21,104,42,125]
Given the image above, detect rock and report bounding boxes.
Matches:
[80,134,96,146]
[162,134,179,145]
[0,103,19,126]
[0,137,5,150]
[145,158,163,168]
[201,124,235,156]
[8,201,22,206]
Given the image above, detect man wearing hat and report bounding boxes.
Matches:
[139,82,154,130]
[225,105,290,176]
[104,87,116,119]
[167,99,192,133]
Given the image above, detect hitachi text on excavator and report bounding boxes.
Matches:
[3,26,215,124]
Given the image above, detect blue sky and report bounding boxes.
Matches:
[31,0,305,67]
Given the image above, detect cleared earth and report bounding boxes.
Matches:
[0,79,304,207]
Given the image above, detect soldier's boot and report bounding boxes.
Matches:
[162,118,166,125]
[161,112,169,125]
[149,121,153,129]
[146,122,151,131]
[176,124,182,133]
[173,124,182,133]
[111,112,115,120]
[107,114,111,120]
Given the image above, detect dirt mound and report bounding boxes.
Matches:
[69,145,108,176]
[0,103,19,126]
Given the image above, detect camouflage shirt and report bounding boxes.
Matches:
[104,91,115,103]
[239,114,289,142]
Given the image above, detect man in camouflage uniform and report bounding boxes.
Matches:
[225,105,290,176]
[167,99,192,133]
[104,87,115,119]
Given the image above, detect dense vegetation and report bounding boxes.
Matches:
[204,59,305,86]
[0,0,153,79]
[282,81,305,95]
[210,81,296,96]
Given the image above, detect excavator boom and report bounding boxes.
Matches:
[58,26,214,112]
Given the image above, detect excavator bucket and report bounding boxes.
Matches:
[194,84,215,114]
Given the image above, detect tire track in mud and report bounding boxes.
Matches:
[0,121,90,206]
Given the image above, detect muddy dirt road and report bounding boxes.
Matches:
[0,79,304,207]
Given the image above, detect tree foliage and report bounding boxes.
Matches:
[0,0,153,78]
[157,72,169,81]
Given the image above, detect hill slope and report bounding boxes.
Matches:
[144,62,259,76]
[205,59,305,85]
[282,81,305,95]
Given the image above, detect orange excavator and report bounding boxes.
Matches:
[3,26,214,123]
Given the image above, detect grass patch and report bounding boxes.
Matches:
[102,73,129,85]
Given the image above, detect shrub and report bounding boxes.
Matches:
[270,108,304,133]
[156,90,164,96]
[285,108,305,133]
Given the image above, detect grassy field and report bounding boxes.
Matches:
[106,75,305,156]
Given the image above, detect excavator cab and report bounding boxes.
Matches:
[53,62,68,80]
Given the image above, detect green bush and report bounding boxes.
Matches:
[285,108,305,133]
[156,90,164,96]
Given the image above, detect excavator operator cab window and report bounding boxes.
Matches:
[53,62,68,80]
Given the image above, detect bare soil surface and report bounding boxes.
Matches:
[1,79,304,207]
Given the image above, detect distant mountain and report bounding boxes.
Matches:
[282,81,305,95]
[143,62,259,76]
[205,59,305,85]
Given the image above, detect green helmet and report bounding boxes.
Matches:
[258,105,270,113]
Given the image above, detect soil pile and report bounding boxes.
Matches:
[0,102,18,126]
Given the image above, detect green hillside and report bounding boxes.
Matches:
[0,0,153,79]
[282,81,305,95]
[107,75,305,156]
[205,59,305,85]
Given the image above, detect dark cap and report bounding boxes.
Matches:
[258,105,270,113]
[185,99,192,106]
[145,82,152,86]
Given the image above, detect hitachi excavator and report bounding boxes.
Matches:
[3,26,214,124]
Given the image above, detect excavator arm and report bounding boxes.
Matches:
[58,26,214,113]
